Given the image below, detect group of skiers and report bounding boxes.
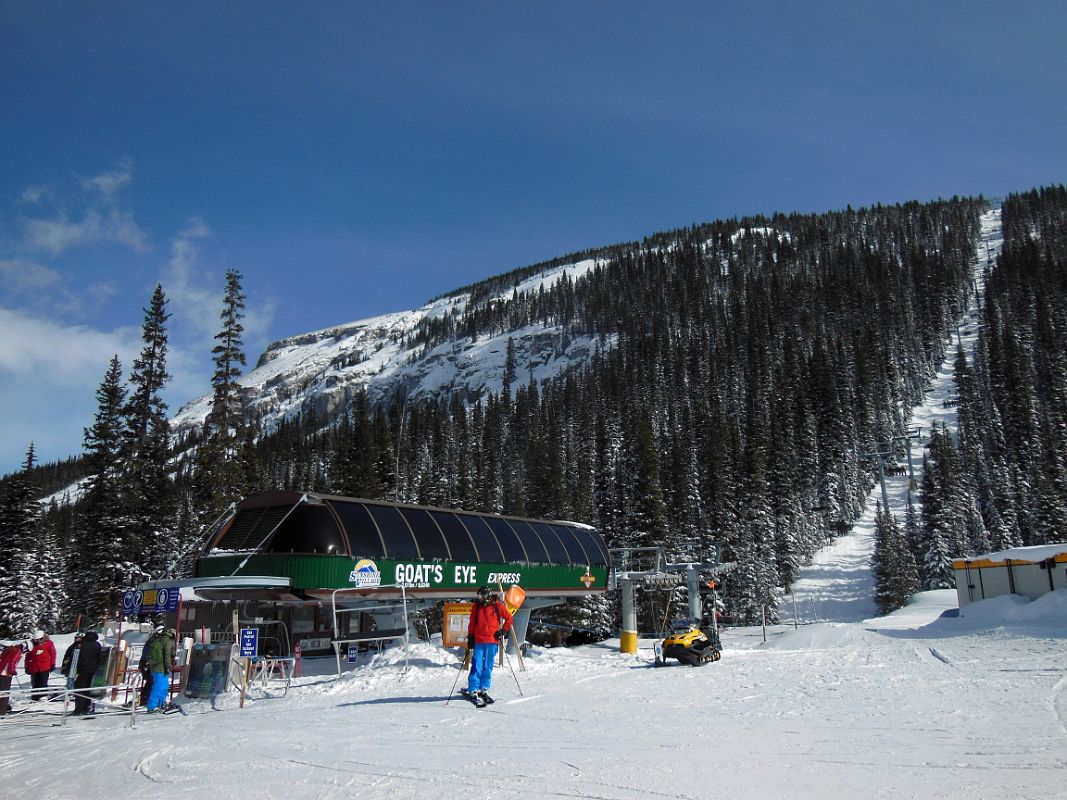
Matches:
[2,587,511,715]
[0,623,175,716]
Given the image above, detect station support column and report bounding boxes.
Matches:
[687,565,701,624]
[509,608,532,656]
[619,578,638,654]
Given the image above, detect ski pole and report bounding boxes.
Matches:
[500,642,523,696]
[444,653,466,705]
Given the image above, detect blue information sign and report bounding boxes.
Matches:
[239,628,259,658]
[121,587,180,616]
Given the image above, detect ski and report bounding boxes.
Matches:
[458,688,486,708]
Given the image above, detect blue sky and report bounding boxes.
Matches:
[2,1,1066,475]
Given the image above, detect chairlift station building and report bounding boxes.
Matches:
[143,491,610,656]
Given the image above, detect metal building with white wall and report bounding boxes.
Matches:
[953,544,1067,607]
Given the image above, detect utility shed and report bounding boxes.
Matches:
[953,544,1067,607]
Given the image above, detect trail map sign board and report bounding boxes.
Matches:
[442,603,472,648]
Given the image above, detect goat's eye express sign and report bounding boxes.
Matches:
[349,558,593,590]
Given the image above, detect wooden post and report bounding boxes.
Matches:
[240,657,250,709]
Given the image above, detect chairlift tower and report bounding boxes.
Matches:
[609,544,735,654]
[861,448,893,513]
[891,427,922,496]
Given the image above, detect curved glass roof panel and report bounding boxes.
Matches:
[209,492,610,571]
[530,522,573,565]
[327,501,386,558]
[511,520,553,564]
[458,514,505,562]
[429,510,479,561]
[552,523,592,565]
[555,524,609,567]
[485,517,529,562]
[367,504,420,560]
[399,508,451,560]
[213,504,290,552]
[507,520,551,564]
[267,505,347,555]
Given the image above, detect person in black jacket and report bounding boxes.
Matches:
[72,631,102,716]
[60,631,85,677]
[137,626,162,707]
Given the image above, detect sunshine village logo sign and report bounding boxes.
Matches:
[349,559,382,588]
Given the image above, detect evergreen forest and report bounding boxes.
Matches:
[2,187,1066,637]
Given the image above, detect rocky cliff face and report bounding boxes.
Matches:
[170,257,609,437]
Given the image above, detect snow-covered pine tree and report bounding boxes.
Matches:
[0,444,43,636]
[123,284,175,577]
[919,449,956,590]
[196,269,248,519]
[74,356,139,624]
[33,506,66,631]
[873,507,921,614]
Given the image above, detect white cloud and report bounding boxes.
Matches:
[0,259,63,294]
[162,218,220,341]
[82,158,134,198]
[21,208,149,254]
[17,185,51,206]
[0,308,140,472]
[0,307,139,380]
[160,218,275,351]
[16,159,149,255]
[0,306,211,473]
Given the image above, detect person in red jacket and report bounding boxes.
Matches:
[463,585,513,706]
[0,640,23,714]
[24,630,56,700]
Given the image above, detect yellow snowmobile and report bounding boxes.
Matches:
[656,621,721,666]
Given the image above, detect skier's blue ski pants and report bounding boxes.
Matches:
[147,671,169,711]
[467,643,498,692]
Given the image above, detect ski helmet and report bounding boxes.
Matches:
[476,585,495,602]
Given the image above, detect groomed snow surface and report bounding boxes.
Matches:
[1,591,1065,800]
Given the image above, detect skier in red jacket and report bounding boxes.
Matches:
[463,585,513,707]
[0,640,23,714]
[24,630,56,700]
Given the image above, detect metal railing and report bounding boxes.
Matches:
[0,683,148,727]
[330,584,412,675]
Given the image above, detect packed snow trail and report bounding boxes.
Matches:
[2,591,1065,800]
[787,208,1003,623]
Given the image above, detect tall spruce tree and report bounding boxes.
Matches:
[873,507,921,614]
[0,444,43,636]
[197,269,248,518]
[34,507,66,631]
[123,284,174,576]
[75,357,138,623]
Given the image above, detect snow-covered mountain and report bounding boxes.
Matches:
[171,256,609,437]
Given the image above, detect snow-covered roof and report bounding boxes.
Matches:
[959,543,1067,564]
